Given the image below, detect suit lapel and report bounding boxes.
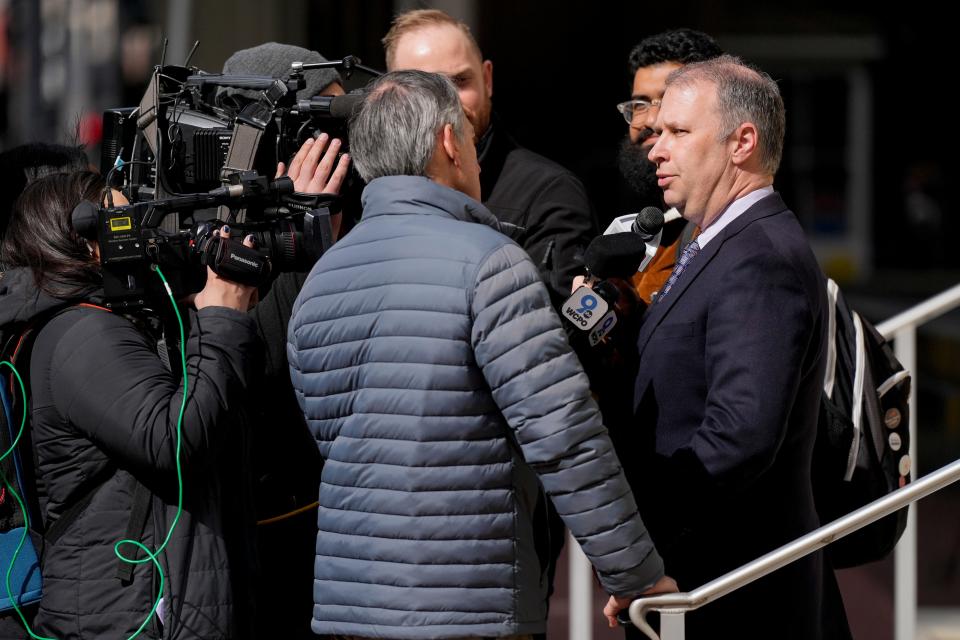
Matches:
[634,237,722,356]
[635,192,789,357]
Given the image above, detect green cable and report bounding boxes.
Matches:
[0,263,189,640]
[1,360,55,640]
[112,264,187,640]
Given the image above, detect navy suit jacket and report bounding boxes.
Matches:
[626,193,845,638]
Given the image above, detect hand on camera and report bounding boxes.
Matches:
[193,227,260,312]
[277,135,351,241]
[276,134,351,196]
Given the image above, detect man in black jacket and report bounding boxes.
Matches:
[220,42,353,640]
[617,29,722,304]
[383,9,597,308]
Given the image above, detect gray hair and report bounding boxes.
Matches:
[666,54,785,175]
[349,70,466,182]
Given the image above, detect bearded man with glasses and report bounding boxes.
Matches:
[616,29,722,304]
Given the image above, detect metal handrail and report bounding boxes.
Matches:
[876,282,960,338]
[565,282,960,640]
[628,457,960,640]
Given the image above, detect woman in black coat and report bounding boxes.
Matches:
[0,171,262,639]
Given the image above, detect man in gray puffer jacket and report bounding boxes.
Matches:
[288,70,674,640]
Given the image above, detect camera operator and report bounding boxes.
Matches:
[220,41,352,640]
[0,171,262,638]
[222,42,346,100]
[246,132,349,640]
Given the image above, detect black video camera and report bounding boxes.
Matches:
[72,170,336,310]
[100,55,376,201]
[91,52,380,309]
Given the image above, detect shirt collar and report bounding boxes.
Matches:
[696,185,775,248]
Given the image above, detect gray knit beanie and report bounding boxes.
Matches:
[222,42,342,100]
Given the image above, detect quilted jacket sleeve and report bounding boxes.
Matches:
[47,305,262,477]
[470,243,664,597]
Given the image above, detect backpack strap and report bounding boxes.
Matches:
[823,278,841,399]
[115,479,152,583]
[844,311,868,481]
[859,356,887,477]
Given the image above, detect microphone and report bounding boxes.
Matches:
[209,175,294,200]
[602,206,664,236]
[71,174,297,243]
[562,232,649,346]
[561,208,665,345]
[632,206,664,272]
[583,232,648,280]
[632,206,665,241]
[561,282,619,346]
[598,206,665,273]
[294,92,365,119]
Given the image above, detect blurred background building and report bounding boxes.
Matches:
[1,1,958,637]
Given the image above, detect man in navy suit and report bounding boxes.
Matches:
[627,55,850,638]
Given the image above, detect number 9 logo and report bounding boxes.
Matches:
[575,294,598,315]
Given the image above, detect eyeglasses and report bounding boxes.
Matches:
[616,98,663,124]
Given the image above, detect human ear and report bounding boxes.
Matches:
[440,124,461,167]
[731,122,759,166]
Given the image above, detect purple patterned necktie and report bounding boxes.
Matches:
[657,239,701,303]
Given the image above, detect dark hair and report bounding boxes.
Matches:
[1,171,105,299]
[0,143,90,240]
[628,28,723,75]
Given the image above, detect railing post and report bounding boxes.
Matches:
[894,326,918,640]
[661,611,686,640]
[569,530,593,640]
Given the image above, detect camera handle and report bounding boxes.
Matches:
[196,232,271,286]
[291,55,383,81]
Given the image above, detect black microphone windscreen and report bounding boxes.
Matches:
[329,93,365,119]
[300,93,364,119]
[583,232,647,280]
[631,206,664,241]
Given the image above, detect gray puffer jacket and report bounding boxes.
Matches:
[288,176,662,639]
